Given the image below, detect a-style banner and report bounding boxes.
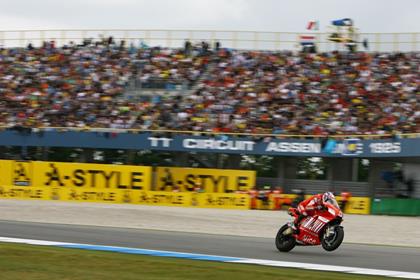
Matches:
[33,161,152,190]
[195,193,250,209]
[0,186,250,209]
[0,186,50,200]
[155,167,256,193]
[1,160,152,190]
[338,196,371,215]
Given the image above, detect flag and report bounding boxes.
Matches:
[306,21,319,31]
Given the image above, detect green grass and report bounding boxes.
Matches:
[0,242,399,280]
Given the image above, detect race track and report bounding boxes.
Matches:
[1,220,419,274]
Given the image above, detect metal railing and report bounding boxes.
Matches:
[1,126,419,140]
[0,29,418,52]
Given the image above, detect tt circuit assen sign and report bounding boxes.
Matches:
[0,130,416,157]
[146,136,407,157]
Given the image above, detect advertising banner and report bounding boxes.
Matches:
[130,191,193,207]
[340,196,371,215]
[196,193,250,209]
[31,161,152,190]
[50,188,122,203]
[1,130,418,157]
[155,167,256,193]
[0,186,50,200]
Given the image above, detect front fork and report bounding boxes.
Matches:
[325,225,336,238]
[323,224,343,240]
[283,221,295,235]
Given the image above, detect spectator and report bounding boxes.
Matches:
[340,189,352,212]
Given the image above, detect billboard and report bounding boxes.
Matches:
[155,167,256,192]
[0,130,418,157]
[0,160,152,190]
[32,161,152,190]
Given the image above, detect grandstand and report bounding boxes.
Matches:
[0,29,419,199]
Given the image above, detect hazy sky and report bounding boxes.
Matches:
[0,0,419,33]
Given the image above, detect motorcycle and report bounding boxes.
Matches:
[275,197,344,252]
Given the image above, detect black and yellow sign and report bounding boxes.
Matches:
[0,186,48,199]
[156,167,255,193]
[197,193,250,209]
[33,161,152,190]
[12,161,33,186]
[131,191,193,206]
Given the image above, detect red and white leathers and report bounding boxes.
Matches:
[293,192,336,232]
[297,193,325,216]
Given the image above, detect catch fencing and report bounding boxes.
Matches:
[0,29,418,52]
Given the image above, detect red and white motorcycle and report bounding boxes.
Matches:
[275,196,344,252]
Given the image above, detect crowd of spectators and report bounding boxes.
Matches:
[0,38,418,136]
[135,42,210,90]
[0,38,210,129]
[169,50,419,135]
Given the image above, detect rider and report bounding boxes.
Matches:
[292,192,336,233]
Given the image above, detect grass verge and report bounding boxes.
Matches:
[0,242,399,280]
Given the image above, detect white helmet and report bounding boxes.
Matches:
[322,192,335,204]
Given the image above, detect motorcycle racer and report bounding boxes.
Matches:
[292,192,337,233]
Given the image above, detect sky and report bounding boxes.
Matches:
[0,0,419,33]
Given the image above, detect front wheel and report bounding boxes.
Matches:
[321,226,344,251]
[275,224,296,252]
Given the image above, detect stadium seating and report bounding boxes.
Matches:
[0,40,418,136]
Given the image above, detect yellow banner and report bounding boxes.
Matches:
[337,196,371,215]
[0,186,50,200]
[31,161,152,190]
[0,185,251,209]
[155,167,256,193]
[196,193,250,209]
[51,188,123,203]
[0,160,13,186]
[129,191,193,207]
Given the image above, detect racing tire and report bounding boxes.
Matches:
[321,226,344,252]
[275,224,296,252]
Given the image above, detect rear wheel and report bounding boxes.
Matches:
[321,226,344,251]
[275,224,296,252]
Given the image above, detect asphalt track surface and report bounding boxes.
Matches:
[1,220,419,274]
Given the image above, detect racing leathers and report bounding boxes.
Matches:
[293,193,326,233]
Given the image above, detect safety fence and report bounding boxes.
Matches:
[0,159,371,213]
[0,29,418,52]
[2,126,419,140]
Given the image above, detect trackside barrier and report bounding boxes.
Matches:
[0,186,250,209]
[0,160,255,193]
[0,183,369,212]
[371,198,420,216]
[0,159,368,212]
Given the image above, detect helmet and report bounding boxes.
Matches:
[322,192,335,204]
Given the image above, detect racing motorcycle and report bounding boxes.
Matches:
[275,196,344,252]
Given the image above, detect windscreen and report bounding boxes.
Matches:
[325,197,340,209]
